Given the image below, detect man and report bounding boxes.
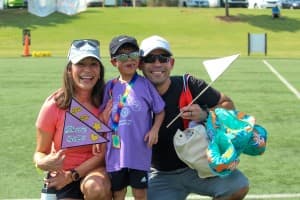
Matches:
[139,35,249,200]
[272,5,280,19]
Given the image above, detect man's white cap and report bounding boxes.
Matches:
[139,35,172,57]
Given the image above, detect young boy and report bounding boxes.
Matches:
[101,35,165,200]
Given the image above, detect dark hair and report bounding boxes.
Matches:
[54,60,105,109]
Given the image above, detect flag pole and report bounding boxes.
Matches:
[166,54,240,129]
[166,81,215,128]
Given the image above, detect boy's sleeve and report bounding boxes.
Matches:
[145,79,165,114]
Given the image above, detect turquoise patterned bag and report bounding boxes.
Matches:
[206,108,267,177]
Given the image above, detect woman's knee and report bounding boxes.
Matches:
[81,169,111,200]
[83,180,111,200]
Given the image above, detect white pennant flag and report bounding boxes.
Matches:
[167,53,240,128]
[203,54,240,82]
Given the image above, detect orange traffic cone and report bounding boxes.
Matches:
[22,35,31,57]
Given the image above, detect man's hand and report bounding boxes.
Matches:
[180,104,207,122]
[228,160,240,171]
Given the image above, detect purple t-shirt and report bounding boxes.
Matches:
[101,74,165,172]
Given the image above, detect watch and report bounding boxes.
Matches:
[70,169,80,181]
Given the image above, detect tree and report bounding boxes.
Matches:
[225,0,229,17]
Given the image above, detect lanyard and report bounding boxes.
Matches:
[110,73,138,131]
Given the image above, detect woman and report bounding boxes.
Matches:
[34,39,111,200]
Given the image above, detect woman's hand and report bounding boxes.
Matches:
[180,104,207,122]
[46,170,72,190]
[36,150,65,172]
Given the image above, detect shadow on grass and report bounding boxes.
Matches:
[216,14,300,32]
[0,8,102,29]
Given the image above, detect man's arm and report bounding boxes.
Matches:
[214,92,235,110]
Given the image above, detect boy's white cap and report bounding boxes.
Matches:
[140,35,172,57]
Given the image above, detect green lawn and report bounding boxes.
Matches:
[0,6,299,198]
[0,7,300,58]
[0,57,299,198]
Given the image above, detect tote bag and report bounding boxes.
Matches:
[174,124,215,178]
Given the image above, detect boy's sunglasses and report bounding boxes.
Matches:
[113,51,139,62]
[142,54,170,63]
[72,39,99,49]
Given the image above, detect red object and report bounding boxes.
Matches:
[179,74,193,129]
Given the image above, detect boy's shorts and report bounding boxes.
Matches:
[109,168,148,191]
[56,179,83,199]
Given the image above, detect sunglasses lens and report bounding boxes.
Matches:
[143,56,155,63]
[129,52,139,60]
[87,40,99,47]
[116,54,129,62]
[114,52,139,62]
[72,40,84,48]
[158,55,170,63]
[143,54,170,63]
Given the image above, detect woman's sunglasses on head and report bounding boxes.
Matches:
[72,39,99,49]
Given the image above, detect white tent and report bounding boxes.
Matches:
[0,0,4,10]
[28,0,56,17]
[57,0,87,16]
[28,0,87,17]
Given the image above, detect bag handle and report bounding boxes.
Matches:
[180,74,193,129]
[182,73,191,92]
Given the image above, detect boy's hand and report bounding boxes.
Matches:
[144,130,158,148]
[92,143,106,156]
[99,99,113,124]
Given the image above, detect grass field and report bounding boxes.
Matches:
[1,7,300,58]
[0,57,299,198]
[0,6,300,199]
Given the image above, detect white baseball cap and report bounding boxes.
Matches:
[140,35,172,57]
[68,39,102,64]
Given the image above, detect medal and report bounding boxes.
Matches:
[112,134,121,148]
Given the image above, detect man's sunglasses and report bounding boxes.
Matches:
[142,54,170,63]
[72,39,99,49]
[113,51,139,62]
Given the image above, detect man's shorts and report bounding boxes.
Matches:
[56,179,83,199]
[109,168,148,191]
[147,167,248,200]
